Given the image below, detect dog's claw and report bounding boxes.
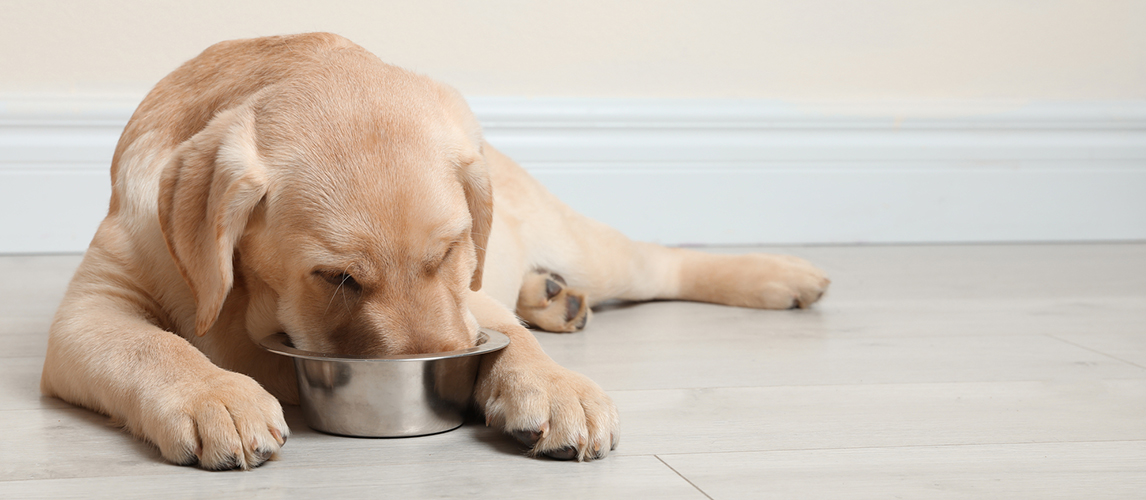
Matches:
[252,448,274,467]
[270,426,286,446]
[512,429,543,447]
[544,446,578,461]
[204,452,242,471]
[575,314,589,330]
[174,445,200,466]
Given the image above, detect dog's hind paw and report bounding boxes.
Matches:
[681,253,830,310]
[515,270,591,333]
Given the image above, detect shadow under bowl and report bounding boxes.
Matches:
[258,329,509,438]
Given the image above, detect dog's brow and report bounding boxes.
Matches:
[431,218,470,242]
[434,234,462,256]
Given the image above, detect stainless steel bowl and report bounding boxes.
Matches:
[258,329,509,437]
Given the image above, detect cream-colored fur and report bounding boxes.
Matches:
[41,33,829,469]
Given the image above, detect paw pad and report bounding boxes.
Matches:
[516,270,591,333]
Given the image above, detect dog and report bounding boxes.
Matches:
[40,33,830,470]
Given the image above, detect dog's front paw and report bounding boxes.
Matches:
[140,370,289,470]
[477,359,618,461]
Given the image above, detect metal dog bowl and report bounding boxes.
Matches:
[258,329,509,437]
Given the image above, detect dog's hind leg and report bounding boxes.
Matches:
[537,218,831,312]
[485,143,830,321]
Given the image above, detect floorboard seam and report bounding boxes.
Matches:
[1044,334,1146,370]
[655,455,714,500]
[601,376,1146,394]
[649,439,1146,458]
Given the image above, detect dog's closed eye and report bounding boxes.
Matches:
[313,270,361,292]
[423,243,457,276]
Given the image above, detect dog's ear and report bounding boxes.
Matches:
[158,105,268,337]
[459,150,493,291]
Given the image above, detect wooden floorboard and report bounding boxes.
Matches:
[1,244,1143,498]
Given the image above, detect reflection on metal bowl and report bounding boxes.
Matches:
[258,329,510,437]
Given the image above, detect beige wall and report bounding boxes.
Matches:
[2,0,1144,100]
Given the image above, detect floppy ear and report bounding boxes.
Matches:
[459,151,494,291]
[158,105,268,337]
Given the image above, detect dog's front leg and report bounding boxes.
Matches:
[468,291,619,461]
[41,284,289,470]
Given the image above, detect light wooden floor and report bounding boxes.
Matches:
[1,244,1144,499]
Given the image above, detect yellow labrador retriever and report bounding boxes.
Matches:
[41,33,829,469]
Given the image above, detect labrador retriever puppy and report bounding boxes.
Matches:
[41,33,829,469]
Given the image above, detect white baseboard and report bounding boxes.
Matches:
[2,97,1144,253]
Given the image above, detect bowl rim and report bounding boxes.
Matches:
[257,328,510,362]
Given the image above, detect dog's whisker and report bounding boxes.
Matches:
[323,284,341,317]
[339,273,352,313]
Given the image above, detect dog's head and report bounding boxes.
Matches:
[157,59,492,356]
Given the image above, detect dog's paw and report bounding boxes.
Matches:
[694,254,830,310]
[477,359,618,461]
[748,254,830,309]
[516,270,591,333]
[142,370,289,470]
